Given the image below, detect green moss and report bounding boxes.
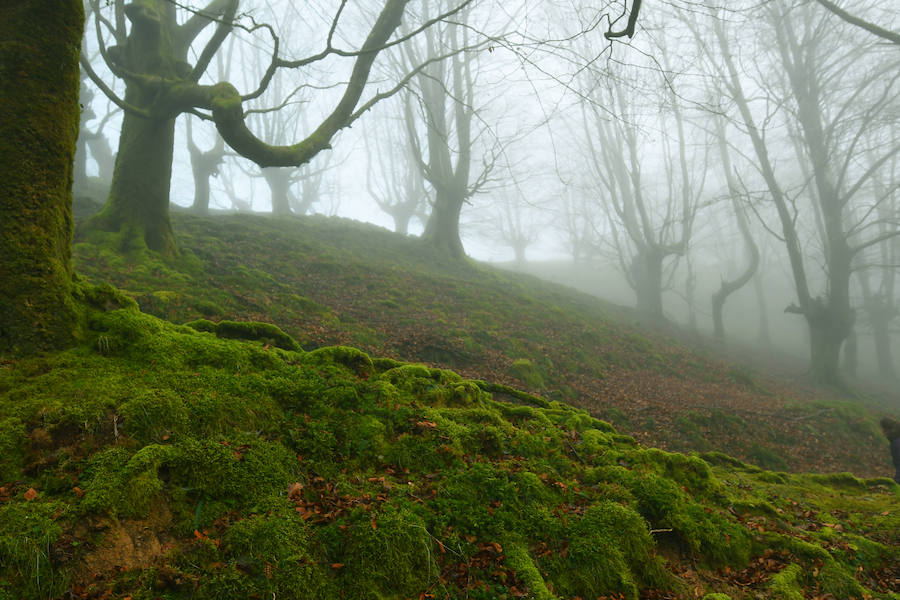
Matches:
[503,540,556,600]
[214,320,300,351]
[119,389,190,444]
[0,0,85,356]
[547,501,668,599]
[510,358,545,389]
[0,418,25,481]
[341,504,436,598]
[304,345,374,378]
[806,472,867,491]
[747,443,788,471]
[221,508,328,599]
[817,560,866,598]
[0,501,66,599]
[1,285,898,599]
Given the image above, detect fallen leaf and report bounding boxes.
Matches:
[288,482,303,499]
[23,488,37,501]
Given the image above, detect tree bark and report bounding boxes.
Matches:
[632,248,664,323]
[85,0,182,255]
[0,0,84,354]
[422,187,465,258]
[91,111,178,255]
[263,168,293,216]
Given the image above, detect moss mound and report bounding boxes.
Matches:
[1,303,898,599]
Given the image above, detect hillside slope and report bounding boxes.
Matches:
[1,287,898,599]
[72,211,899,478]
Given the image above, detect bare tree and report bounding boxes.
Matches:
[812,0,900,45]
[580,65,704,323]
[81,0,475,255]
[365,96,431,235]
[186,115,225,215]
[400,1,497,258]
[689,1,900,385]
[709,114,760,339]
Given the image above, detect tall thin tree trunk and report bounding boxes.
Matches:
[753,272,773,348]
[0,0,84,354]
[192,160,212,216]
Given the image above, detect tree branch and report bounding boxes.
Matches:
[813,0,900,45]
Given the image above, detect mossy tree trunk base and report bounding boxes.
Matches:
[0,0,84,355]
[88,112,178,256]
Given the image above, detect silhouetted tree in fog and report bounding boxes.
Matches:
[401,1,497,258]
[689,1,900,386]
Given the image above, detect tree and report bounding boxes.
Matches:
[74,71,117,198]
[365,99,431,235]
[401,1,496,258]
[82,0,466,255]
[580,68,704,323]
[186,115,225,215]
[690,1,900,385]
[0,0,84,354]
[709,114,760,340]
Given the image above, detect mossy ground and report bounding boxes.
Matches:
[70,211,899,478]
[1,297,898,599]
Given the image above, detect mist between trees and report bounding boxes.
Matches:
[70,0,900,387]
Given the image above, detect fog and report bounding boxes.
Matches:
[76,0,900,387]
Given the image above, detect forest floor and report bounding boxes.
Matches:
[0,208,897,600]
[73,211,900,478]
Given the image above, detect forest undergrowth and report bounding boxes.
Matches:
[72,211,899,477]
[1,280,897,599]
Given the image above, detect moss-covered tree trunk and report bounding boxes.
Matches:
[0,0,84,355]
[91,110,178,254]
[86,0,182,255]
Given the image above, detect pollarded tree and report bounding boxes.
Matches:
[0,0,84,354]
[81,0,473,255]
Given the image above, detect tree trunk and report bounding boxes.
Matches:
[0,0,84,354]
[263,168,293,216]
[632,248,664,322]
[392,212,411,236]
[867,298,897,380]
[423,188,465,258]
[873,322,897,381]
[752,272,773,348]
[807,313,847,386]
[192,157,212,216]
[90,111,178,255]
[842,327,858,378]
